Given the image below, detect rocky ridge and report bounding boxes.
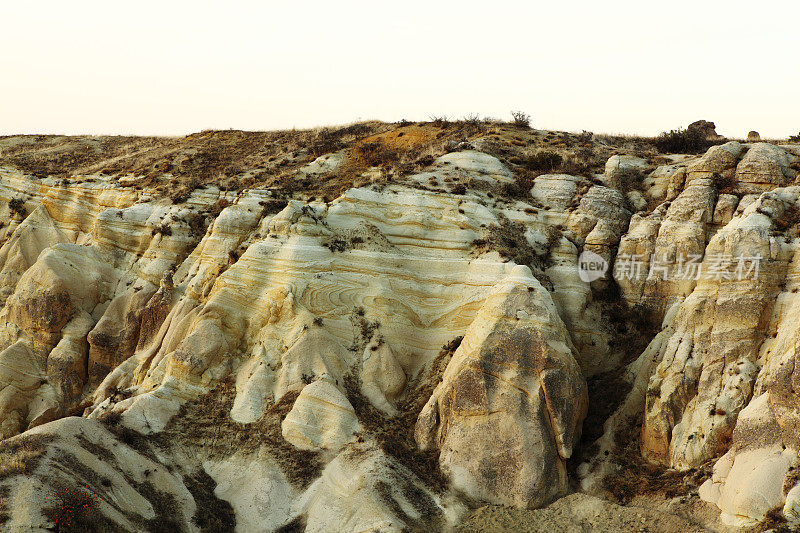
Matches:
[1,125,800,531]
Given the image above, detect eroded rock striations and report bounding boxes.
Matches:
[1,128,800,530]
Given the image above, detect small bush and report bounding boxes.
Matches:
[500,170,536,199]
[790,132,800,143]
[618,168,647,194]
[151,223,172,237]
[511,111,531,128]
[170,179,200,204]
[259,198,288,215]
[429,115,450,128]
[712,172,737,194]
[450,183,467,195]
[187,213,207,236]
[309,128,344,157]
[8,198,26,217]
[654,128,712,154]
[323,237,349,253]
[209,198,231,217]
[462,113,481,126]
[42,485,102,531]
[521,150,562,172]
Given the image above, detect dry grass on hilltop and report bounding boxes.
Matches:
[0,119,677,205]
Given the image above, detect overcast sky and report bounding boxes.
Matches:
[2,0,798,138]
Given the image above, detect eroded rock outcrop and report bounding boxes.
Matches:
[4,135,800,530]
[415,266,587,508]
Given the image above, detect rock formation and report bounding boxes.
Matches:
[687,120,724,141]
[2,125,800,530]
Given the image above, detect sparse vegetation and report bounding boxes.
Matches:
[462,113,482,126]
[429,115,450,128]
[712,171,738,194]
[0,486,9,525]
[599,417,711,504]
[208,198,231,217]
[259,198,288,215]
[349,306,381,352]
[617,167,647,194]
[758,508,791,532]
[511,111,531,129]
[151,222,173,237]
[0,120,638,209]
[161,379,323,488]
[654,128,714,154]
[520,150,562,172]
[471,213,557,278]
[182,469,236,532]
[343,337,463,495]
[0,434,48,480]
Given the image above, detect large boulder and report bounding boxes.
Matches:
[687,120,723,140]
[734,143,797,193]
[415,266,587,508]
[685,142,743,184]
[530,174,582,211]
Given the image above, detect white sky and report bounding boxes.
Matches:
[2,0,798,138]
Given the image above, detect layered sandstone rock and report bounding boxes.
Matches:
[281,379,360,451]
[5,137,800,530]
[734,142,797,193]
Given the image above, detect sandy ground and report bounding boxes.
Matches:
[455,492,741,533]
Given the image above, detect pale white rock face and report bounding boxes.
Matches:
[556,183,632,375]
[604,154,649,189]
[205,453,298,532]
[431,150,514,183]
[712,193,740,225]
[734,142,797,193]
[699,394,797,527]
[530,174,582,210]
[615,179,718,315]
[644,164,686,203]
[626,190,647,212]
[281,379,360,452]
[694,240,800,525]
[640,190,794,468]
[360,338,406,415]
[299,151,345,176]
[415,267,587,508]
